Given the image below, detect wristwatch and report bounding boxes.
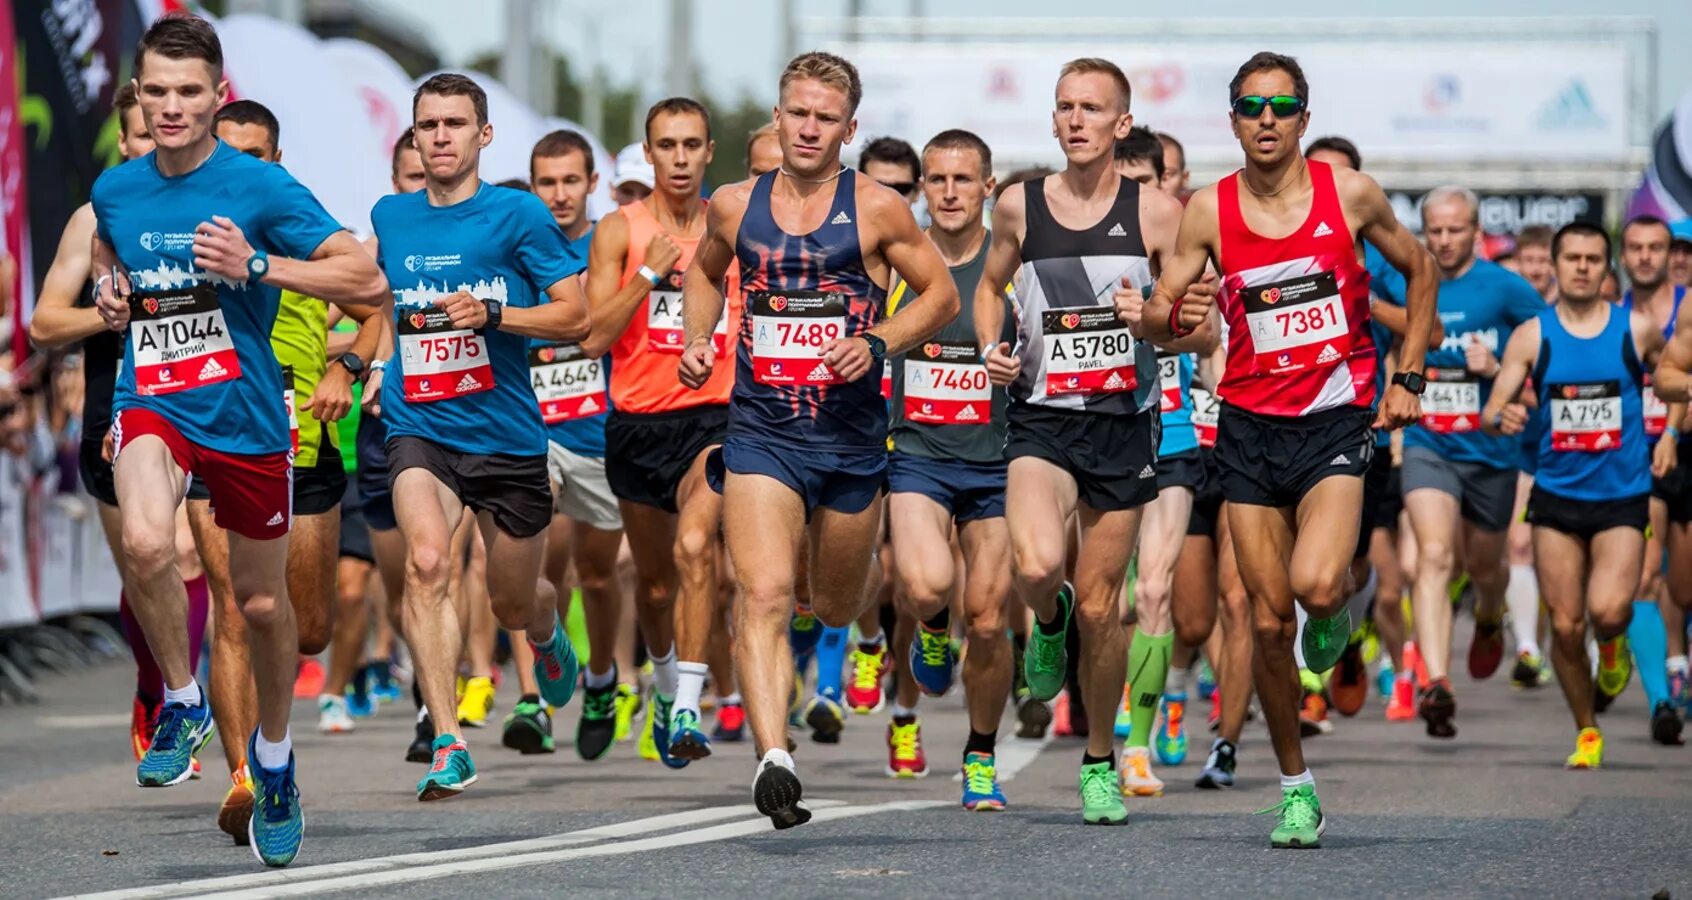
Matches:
[483,298,504,331]
[1391,370,1427,395]
[334,352,367,381]
[246,249,270,285]
[862,333,887,363]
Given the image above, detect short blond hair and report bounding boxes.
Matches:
[779,51,862,114]
[1058,57,1131,112]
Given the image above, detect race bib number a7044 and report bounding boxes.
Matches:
[398,309,494,403]
[128,284,241,396]
[750,290,851,386]
[1043,308,1136,396]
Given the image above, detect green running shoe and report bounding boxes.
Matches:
[1595,635,1632,710]
[1079,760,1127,825]
[612,683,641,743]
[1301,608,1351,675]
[416,735,477,801]
[501,700,555,755]
[576,680,618,760]
[1023,582,1074,701]
[1260,783,1326,848]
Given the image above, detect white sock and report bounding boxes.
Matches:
[1280,768,1315,789]
[761,747,795,771]
[416,707,429,723]
[1669,655,1689,676]
[1166,666,1189,697]
[720,692,742,706]
[649,645,678,698]
[1506,564,1541,656]
[254,728,292,771]
[675,661,709,715]
[1345,565,1378,631]
[584,666,616,690]
[891,702,916,719]
[163,679,202,707]
[1292,604,1309,670]
[859,632,886,650]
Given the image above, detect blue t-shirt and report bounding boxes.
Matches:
[1156,351,1197,456]
[1364,243,1406,449]
[375,182,584,457]
[537,227,609,457]
[1376,257,1544,466]
[93,141,342,455]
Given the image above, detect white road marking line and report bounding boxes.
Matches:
[63,802,846,900]
[951,734,1051,783]
[197,800,948,899]
[37,714,132,729]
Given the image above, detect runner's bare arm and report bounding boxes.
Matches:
[976,185,1025,385]
[312,300,385,423]
[509,276,592,342]
[580,211,665,357]
[1140,187,1219,343]
[1137,189,1219,354]
[192,221,388,307]
[1481,317,1541,436]
[1349,173,1436,375]
[28,205,105,348]
[89,235,132,331]
[1369,298,1444,346]
[865,190,959,355]
[679,186,746,390]
[1654,315,1692,403]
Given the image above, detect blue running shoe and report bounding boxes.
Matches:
[789,608,823,659]
[530,619,580,709]
[1154,693,1188,766]
[909,625,956,696]
[416,734,478,800]
[651,694,689,769]
[804,689,846,744]
[1196,659,1216,701]
[345,667,374,719]
[669,707,712,761]
[246,731,304,867]
[368,660,403,704]
[961,752,1007,811]
[137,696,215,787]
[1376,663,1396,702]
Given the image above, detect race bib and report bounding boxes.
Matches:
[750,290,850,386]
[1042,308,1136,396]
[1421,366,1481,434]
[903,340,991,426]
[1157,352,1183,414]
[1241,271,1351,376]
[128,284,241,396]
[529,343,606,423]
[1644,373,1669,437]
[282,366,299,454]
[881,359,894,400]
[1548,381,1622,452]
[646,281,729,356]
[1191,386,1219,448]
[398,309,494,403]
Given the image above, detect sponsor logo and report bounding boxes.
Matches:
[266,512,284,527]
[1061,313,1080,329]
[770,362,784,377]
[1562,385,1579,399]
[1423,74,1460,113]
[956,404,979,421]
[139,231,195,253]
[1277,353,1292,367]
[579,396,600,414]
[1065,376,1080,389]
[920,402,935,415]
[769,295,788,312]
[409,312,426,329]
[404,255,424,272]
[1259,286,1282,305]
[159,367,172,383]
[456,372,481,392]
[923,342,942,358]
[142,297,159,315]
[199,358,227,379]
[1330,453,1351,466]
[830,211,853,225]
[1534,80,1606,132]
[420,379,430,391]
[538,347,556,363]
[1595,432,1613,448]
[1103,371,1126,390]
[806,363,833,381]
[1316,344,1341,364]
[1138,465,1155,479]
[1107,223,1128,237]
[140,231,163,251]
[1312,221,1333,238]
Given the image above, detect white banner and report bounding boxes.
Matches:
[843,42,1631,167]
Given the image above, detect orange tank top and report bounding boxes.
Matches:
[610,199,741,412]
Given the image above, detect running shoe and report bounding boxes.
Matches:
[753,756,811,830]
[293,658,324,700]
[246,734,304,867]
[456,675,495,728]
[1651,700,1684,746]
[317,694,355,734]
[218,764,255,846]
[1386,674,1417,722]
[406,713,434,763]
[1208,689,1221,732]
[1113,688,1133,740]
[846,643,889,713]
[1330,638,1367,717]
[417,735,477,800]
[638,698,660,761]
[1375,663,1396,701]
[788,667,806,728]
[574,680,618,759]
[1594,636,1631,713]
[1301,608,1351,675]
[1154,693,1188,766]
[1511,650,1548,689]
[613,683,641,742]
[886,718,928,778]
[130,694,157,761]
[1023,583,1074,701]
[501,699,555,755]
[909,626,956,696]
[1565,727,1603,769]
[368,659,403,703]
[789,608,823,659]
[668,708,712,761]
[1672,667,1692,714]
[713,701,746,742]
[137,698,215,787]
[1261,783,1325,849]
[530,620,581,709]
[961,752,1006,811]
[1195,738,1236,789]
[1119,747,1164,797]
[1298,690,1333,737]
[1359,618,1382,666]
[1015,693,1052,739]
[1196,659,1216,701]
[1418,677,1457,739]
[1052,691,1074,738]
[346,666,375,719]
[1079,760,1127,825]
[1404,640,1429,689]
[651,693,689,768]
[805,690,846,744]
[1467,618,1506,680]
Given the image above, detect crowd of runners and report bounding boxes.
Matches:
[32,12,1692,868]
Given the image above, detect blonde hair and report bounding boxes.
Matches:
[1058,57,1131,112]
[779,51,863,114]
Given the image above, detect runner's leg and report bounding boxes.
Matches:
[723,473,806,755]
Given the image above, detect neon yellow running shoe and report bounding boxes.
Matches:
[1565,727,1603,769]
[613,683,642,743]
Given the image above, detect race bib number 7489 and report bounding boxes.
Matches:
[750,290,851,386]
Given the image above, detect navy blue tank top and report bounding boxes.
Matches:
[731,169,888,451]
[1531,303,1650,501]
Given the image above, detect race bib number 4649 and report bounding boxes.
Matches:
[529,343,606,422]
[904,340,991,425]
[750,290,850,386]
[1549,380,1622,452]
[128,284,241,396]
[1043,308,1136,396]
[1241,271,1350,376]
[399,309,494,403]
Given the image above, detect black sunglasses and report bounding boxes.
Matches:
[881,180,918,196]
[1232,95,1306,118]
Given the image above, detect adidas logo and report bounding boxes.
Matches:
[831,210,853,225]
[1316,344,1341,364]
[1103,371,1126,390]
[1107,223,1127,237]
[579,396,600,414]
[1330,454,1350,466]
[1312,221,1333,238]
[265,512,283,526]
[456,372,481,392]
[806,362,834,382]
[1534,80,1605,131]
[1138,465,1155,479]
[199,358,227,379]
[956,404,980,421]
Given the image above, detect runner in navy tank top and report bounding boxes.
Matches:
[1653,268,1692,723]
[1138,52,1439,849]
[679,51,958,831]
[1482,223,1682,768]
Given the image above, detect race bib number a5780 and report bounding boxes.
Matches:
[1043,308,1136,396]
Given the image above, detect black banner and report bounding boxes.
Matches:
[1387,190,1606,237]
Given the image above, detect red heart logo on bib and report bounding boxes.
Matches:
[1061,313,1080,329]
[409,313,426,329]
[923,343,941,358]
[769,295,788,312]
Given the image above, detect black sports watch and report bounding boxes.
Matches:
[1391,370,1427,395]
[334,352,367,381]
[483,298,504,331]
[862,333,886,363]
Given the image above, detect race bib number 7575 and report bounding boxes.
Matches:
[399,309,494,403]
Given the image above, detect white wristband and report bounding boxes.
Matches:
[370,359,387,372]
[638,265,661,286]
[92,274,112,302]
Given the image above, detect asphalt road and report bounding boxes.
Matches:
[4,625,1690,899]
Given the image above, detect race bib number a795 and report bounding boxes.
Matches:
[1549,380,1622,452]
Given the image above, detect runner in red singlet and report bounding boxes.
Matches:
[1139,51,1438,848]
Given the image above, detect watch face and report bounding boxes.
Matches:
[251,257,268,274]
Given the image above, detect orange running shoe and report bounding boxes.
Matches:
[1298,691,1333,736]
[218,764,255,845]
[130,694,157,761]
[294,657,325,699]
[1386,674,1417,721]
[1053,691,1074,737]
